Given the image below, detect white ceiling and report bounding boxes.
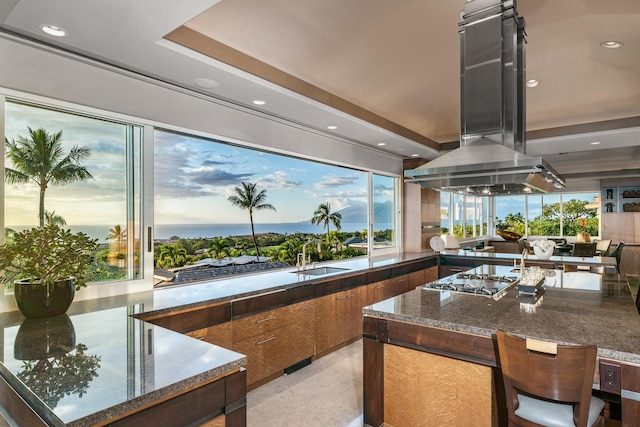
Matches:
[1,0,640,182]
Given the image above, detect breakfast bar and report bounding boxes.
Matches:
[363,265,640,426]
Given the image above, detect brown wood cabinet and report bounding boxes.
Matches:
[145,258,438,390]
[232,300,314,386]
[315,286,366,355]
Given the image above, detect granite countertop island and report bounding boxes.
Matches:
[362,264,640,426]
[364,264,640,363]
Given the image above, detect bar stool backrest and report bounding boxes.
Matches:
[496,330,598,426]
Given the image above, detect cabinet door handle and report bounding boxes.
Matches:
[256,336,276,345]
[395,278,406,283]
[297,305,311,311]
[346,293,354,298]
[255,316,276,324]
[336,295,346,301]
[374,284,386,289]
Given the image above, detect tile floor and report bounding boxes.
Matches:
[247,340,364,427]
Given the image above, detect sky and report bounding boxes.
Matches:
[153,131,368,224]
[4,101,369,227]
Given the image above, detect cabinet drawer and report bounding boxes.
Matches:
[232,300,314,343]
[286,300,315,327]
[233,323,314,386]
[233,306,290,343]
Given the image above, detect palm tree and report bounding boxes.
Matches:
[5,127,93,227]
[157,244,188,268]
[312,202,342,243]
[107,224,127,256]
[45,210,67,227]
[209,238,229,259]
[227,182,276,258]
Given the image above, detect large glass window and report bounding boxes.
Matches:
[3,100,143,292]
[372,174,396,249]
[441,192,490,239]
[153,130,379,274]
[497,192,599,238]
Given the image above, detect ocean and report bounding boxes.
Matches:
[7,222,371,242]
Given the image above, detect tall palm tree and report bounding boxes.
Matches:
[227,182,276,258]
[312,202,342,243]
[5,127,93,227]
[107,224,127,256]
[45,210,67,227]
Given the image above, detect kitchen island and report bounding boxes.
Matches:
[363,265,640,426]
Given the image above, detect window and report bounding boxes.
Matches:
[372,174,396,250]
[440,192,490,239]
[497,192,599,238]
[3,99,143,293]
[441,190,600,240]
[153,129,399,274]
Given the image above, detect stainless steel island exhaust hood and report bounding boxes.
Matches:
[405,0,565,195]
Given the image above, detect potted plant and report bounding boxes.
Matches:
[0,224,99,319]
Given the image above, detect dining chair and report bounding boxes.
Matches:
[608,242,625,273]
[572,242,597,257]
[496,330,605,427]
[594,239,611,257]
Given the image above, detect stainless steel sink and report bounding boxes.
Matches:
[292,267,350,276]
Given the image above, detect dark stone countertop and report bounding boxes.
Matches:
[0,307,246,427]
[146,251,434,315]
[364,264,640,365]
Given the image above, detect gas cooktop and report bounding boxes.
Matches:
[425,271,519,300]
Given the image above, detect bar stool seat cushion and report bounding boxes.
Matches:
[515,393,605,427]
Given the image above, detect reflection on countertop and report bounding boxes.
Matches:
[0,307,245,426]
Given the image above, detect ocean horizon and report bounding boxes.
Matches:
[7,222,373,243]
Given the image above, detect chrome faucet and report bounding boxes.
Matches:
[520,248,528,273]
[298,239,321,271]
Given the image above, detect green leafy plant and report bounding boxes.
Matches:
[0,224,99,290]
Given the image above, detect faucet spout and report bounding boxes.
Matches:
[301,239,321,271]
[520,249,527,273]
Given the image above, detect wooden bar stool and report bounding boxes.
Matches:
[496,330,605,426]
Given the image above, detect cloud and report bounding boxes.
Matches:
[255,171,301,190]
[314,174,361,189]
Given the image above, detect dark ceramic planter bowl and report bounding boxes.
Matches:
[14,278,76,319]
[14,314,76,360]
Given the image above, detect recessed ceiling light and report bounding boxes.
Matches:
[601,41,623,49]
[40,25,67,37]
[193,78,220,89]
[411,154,419,157]
[526,79,539,88]
[377,143,386,146]
[327,125,337,130]
[590,141,601,145]
[252,99,266,105]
